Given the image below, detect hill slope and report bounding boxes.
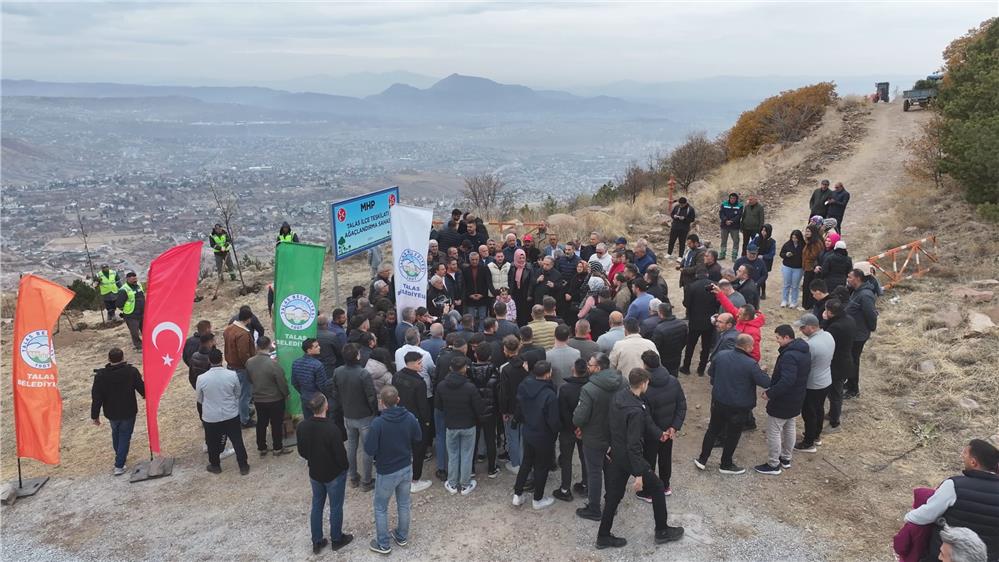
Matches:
[3,102,997,561]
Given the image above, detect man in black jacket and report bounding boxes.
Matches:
[640,352,686,498]
[696,335,771,475]
[513,361,560,511]
[90,348,146,476]
[597,368,684,550]
[498,336,530,474]
[435,356,485,495]
[680,270,716,375]
[844,269,878,398]
[734,265,760,310]
[297,394,354,554]
[331,343,378,491]
[754,326,810,476]
[554,358,589,502]
[652,302,687,376]
[462,251,493,330]
[468,345,500,479]
[822,299,856,431]
[393,351,433,492]
[667,198,695,257]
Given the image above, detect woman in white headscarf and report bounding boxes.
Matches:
[576,276,606,319]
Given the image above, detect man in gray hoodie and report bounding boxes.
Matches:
[572,352,624,521]
[794,314,834,453]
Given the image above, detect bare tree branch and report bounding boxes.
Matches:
[462,173,506,220]
[668,132,726,191]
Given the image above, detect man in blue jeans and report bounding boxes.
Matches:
[364,385,422,554]
[435,355,485,495]
[297,394,354,554]
[499,336,529,474]
[331,343,378,491]
[90,347,145,476]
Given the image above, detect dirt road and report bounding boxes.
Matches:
[2,102,930,561]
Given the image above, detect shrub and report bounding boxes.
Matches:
[726,82,838,158]
[66,279,100,311]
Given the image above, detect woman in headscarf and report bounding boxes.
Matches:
[577,276,606,319]
[566,259,591,325]
[506,248,536,326]
[366,347,395,407]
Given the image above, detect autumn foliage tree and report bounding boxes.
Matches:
[726,82,837,158]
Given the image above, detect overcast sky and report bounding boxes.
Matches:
[2,2,995,88]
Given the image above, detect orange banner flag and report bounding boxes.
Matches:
[12,274,75,465]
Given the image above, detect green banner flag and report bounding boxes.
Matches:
[274,242,326,416]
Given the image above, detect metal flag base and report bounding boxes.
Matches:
[9,476,49,499]
[129,457,175,483]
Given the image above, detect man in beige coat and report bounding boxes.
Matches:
[609,318,658,378]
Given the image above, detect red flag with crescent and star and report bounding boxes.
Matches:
[142,241,202,455]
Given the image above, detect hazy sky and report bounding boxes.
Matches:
[2,2,995,88]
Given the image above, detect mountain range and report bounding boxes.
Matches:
[2,74,654,120]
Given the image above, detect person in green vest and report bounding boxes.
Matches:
[209,223,237,282]
[116,272,145,351]
[93,264,122,323]
[276,222,299,246]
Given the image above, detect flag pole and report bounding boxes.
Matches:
[17,457,23,489]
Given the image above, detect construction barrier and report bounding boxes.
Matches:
[866,235,938,290]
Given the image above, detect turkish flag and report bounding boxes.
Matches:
[142,241,202,455]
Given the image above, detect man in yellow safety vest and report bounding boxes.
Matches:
[116,272,145,351]
[94,264,121,322]
[209,223,237,282]
[276,222,299,246]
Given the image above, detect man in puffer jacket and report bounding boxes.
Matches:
[739,195,765,257]
[640,351,686,497]
[844,269,878,399]
[754,325,809,476]
[468,345,500,478]
[435,355,485,495]
[512,361,561,510]
[572,353,623,521]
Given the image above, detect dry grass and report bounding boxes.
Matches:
[859,168,999,457]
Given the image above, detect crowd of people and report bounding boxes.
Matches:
[84,185,997,558]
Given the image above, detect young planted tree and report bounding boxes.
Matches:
[462,173,506,219]
[208,183,248,296]
[668,132,726,191]
[74,205,104,322]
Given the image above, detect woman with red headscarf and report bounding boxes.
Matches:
[507,248,537,326]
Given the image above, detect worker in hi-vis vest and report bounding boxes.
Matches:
[94,263,122,321]
[276,221,299,246]
[209,223,237,282]
[115,271,145,351]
